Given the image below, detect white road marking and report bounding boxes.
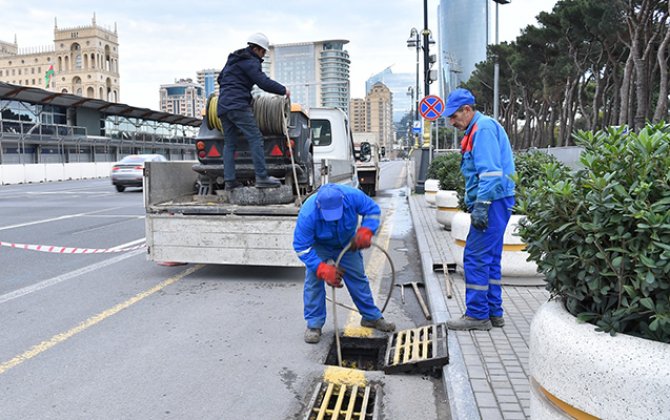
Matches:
[0,207,126,232]
[0,249,144,304]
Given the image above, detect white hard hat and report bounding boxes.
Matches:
[247,33,270,51]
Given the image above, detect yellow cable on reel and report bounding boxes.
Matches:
[206,94,223,133]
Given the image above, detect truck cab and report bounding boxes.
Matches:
[309,107,359,187]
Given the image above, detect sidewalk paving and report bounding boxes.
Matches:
[408,193,550,420]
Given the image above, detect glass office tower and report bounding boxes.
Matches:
[438,0,489,98]
[366,67,415,123]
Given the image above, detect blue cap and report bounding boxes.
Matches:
[445,88,475,117]
[316,185,344,221]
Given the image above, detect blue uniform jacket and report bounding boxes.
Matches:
[217,46,287,114]
[293,185,381,272]
[460,111,515,208]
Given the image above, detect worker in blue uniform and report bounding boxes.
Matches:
[293,184,396,344]
[444,88,516,331]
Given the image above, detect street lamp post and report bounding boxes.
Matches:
[492,0,511,121]
[407,27,421,148]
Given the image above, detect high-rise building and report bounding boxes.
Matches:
[349,98,366,132]
[350,82,393,153]
[196,68,219,99]
[438,0,489,98]
[0,15,120,101]
[159,78,205,118]
[366,83,394,153]
[265,40,350,113]
[365,67,414,123]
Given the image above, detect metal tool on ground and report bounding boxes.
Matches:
[396,284,405,304]
[442,262,453,299]
[401,281,431,320]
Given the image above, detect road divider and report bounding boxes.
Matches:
[0,240,145,254]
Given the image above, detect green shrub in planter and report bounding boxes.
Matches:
[427,152,466,211]
[512,150,570,213]
[517,124,670,343]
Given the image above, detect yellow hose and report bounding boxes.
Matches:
[206,94,223,133]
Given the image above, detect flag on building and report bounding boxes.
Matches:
[45,65,55,87]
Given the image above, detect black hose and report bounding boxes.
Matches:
[326,241,396,314]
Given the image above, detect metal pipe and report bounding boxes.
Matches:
[423,0,430,97]
[493,1,500,120]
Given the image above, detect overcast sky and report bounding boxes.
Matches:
[0,0,557,110]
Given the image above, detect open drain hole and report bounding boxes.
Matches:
[325,336,388,371]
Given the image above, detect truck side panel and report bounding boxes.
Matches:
[146,213,301,267]
[144,161,198,207]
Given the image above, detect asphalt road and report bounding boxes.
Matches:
[0,161,449,419]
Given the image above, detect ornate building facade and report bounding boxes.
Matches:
[0,15,120,102]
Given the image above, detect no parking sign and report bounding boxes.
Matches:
[419,95,444,121]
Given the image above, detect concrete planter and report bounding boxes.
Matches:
[451,212,543,285]
[435,190,459,230]
[530,299,670,419]
[424,178,439,207]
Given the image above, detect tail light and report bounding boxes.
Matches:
[196,141,205,151]
[134,165,143,170]
[198,151,206,158]
[112,166,120,171]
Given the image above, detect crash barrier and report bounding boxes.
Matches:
[423,178,439,206]
[451,212,544,286]
[0,240,145,254]
[0,162,114,185]
[205,94,291,136]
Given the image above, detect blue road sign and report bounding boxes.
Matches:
[419,95,444,121]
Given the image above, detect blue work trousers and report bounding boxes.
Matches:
[464,196,514,320]
[303,249,382,329]
[219,108,268,181]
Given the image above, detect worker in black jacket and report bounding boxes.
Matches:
[217,33,290,190]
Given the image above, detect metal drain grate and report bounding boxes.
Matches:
[383,323,449,374]
[305,381,380,420]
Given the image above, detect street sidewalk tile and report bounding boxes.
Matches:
[409,195,549,419]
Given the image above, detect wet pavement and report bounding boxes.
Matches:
[408,193,550,420]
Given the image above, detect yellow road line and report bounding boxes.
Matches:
[0,264,203,375]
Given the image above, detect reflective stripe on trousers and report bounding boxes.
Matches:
[463,196,514,319]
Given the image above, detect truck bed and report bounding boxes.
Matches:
[144,161,302,267]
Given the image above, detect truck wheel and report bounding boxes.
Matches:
[115,185,125,192]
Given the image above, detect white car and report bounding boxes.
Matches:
[111,154,167,192]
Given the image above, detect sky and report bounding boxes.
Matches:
[0,0,558,110]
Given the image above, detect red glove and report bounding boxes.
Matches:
[351,227,373,250]
[316,262,343,288]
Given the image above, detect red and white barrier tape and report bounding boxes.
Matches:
[0,241,145,254]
